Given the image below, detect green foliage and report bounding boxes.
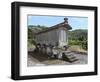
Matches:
[28,39,36,45]
[81,40,88,50]
[69,40,79,45]
[28,25,48,48]
[68,29,87,40]
[28,28,33,39]
[68,29,88,50]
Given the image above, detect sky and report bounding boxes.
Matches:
[28,15,88,30]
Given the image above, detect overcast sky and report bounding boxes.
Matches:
[28,15,88,30]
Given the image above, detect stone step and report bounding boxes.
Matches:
[65,52,73,55]
[67,56,76,59]
[69,59,78,63]
[64,52,72,54]
[66,54,74,56]
[62,52,78,63]
[67,56,78,62]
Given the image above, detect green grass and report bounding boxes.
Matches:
[68,45,87,53]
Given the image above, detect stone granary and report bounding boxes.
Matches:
[35,18,72,48]
[34,18,77,61]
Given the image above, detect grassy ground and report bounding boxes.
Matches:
[68,45,87,54]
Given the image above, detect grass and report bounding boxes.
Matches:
[68,45,87,53]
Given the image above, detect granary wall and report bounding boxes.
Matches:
[36,28,60,46]
[58,27,68,47]
[36,27,68,47]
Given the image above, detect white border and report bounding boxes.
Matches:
[20,6,94,76]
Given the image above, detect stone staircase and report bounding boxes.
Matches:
[62,51,78,63]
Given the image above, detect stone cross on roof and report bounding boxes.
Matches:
[64,18,68,23]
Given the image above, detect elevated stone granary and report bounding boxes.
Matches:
[35,18,72,47]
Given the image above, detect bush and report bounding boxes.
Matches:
[68,40,87,50]
[81,40,87,50]
[28,39,36,46]
[69,40,80,45]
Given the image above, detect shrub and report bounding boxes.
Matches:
[68,40,87,50]
[81,40,87,50]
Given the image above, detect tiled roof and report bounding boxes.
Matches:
[35,18,72,35]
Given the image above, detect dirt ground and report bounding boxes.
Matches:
[27,51,88,67]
